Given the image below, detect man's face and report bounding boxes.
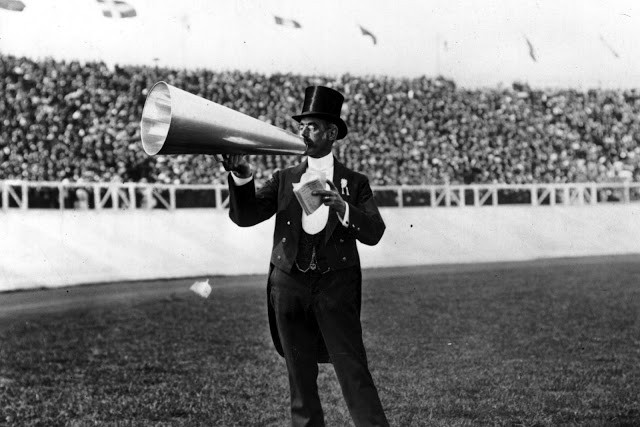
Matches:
[298,117,336,158]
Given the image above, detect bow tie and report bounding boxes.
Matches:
[308,166,328,173]
[306,164,330,178]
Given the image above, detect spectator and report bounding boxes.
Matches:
[1,54,639,186]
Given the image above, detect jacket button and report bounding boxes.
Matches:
[339,238,344,243]
[342,257,347,262]
[287,221,291,225]
[357,227,360,231]
[277,255,281,260]
[282,237,287,243]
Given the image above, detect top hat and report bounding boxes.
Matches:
[292,86,348,140]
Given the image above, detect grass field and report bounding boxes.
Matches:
[1,256,639,426]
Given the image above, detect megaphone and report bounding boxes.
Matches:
[140,81,306,156]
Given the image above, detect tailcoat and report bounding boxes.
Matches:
[228,157,385,362]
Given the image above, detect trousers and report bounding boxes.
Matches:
[269,266,389,427]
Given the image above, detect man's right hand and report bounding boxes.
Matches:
[221,154,252,179]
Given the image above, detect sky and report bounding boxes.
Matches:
[1,0,639,88]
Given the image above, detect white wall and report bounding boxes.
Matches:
[1,205,640,291]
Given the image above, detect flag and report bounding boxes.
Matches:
[359,25,377,45]
[97,0,136,18]
[274,16,301,29]
[524,36,537,62]
[599,34,620,58]
[0,0,25,11]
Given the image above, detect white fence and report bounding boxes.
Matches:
[1,180,640,210]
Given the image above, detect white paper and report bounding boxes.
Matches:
[190,278,212,298]
[293,176,326,215]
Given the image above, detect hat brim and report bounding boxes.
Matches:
[292,112,348,140]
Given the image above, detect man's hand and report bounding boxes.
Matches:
[313,180,346,216]
[221,154,251,179]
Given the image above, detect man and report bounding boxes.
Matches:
[222,86,389,427]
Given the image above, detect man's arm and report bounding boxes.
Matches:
[221,154,252,180]
[222,154,278,227]
[344,176,385,246]
[313,176,385,246]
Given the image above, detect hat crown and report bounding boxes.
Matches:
[300,86,344,117]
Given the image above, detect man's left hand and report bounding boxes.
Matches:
[313,181,346,216]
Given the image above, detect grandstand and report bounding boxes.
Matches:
[2,1,640,191]
[2,53,640,188]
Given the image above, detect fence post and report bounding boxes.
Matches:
[169,187,176,210]
[93,184,100,210]
[126,185,134,209]
[111,185,119,210]
[459,188,465,207]
[430,186,436,207]
[577,186,585,205]
[397,187,404,208]
[58,184,65,210]
[1,182,7,211]
[531,185,538,206]
[215,187,223,210]
[622,182,630,203]
[143,187,153,210]
[492,188,498,206]
[473,187,479,207]
[21,182,28,210]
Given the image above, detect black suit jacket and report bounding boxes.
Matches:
[228,157,385,362]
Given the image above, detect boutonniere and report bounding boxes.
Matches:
[341,178,350,196]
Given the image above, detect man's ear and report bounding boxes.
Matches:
[328,123,338,141]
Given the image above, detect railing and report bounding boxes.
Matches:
[1,180,639,211]
[372,182,640,207]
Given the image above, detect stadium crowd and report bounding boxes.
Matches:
[1,53,640,186]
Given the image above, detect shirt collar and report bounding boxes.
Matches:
[307,152,334,172]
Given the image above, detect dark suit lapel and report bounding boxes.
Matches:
[280,161,307,212]
[281,161,306,232]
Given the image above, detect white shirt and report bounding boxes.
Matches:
[231,153,349,235]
